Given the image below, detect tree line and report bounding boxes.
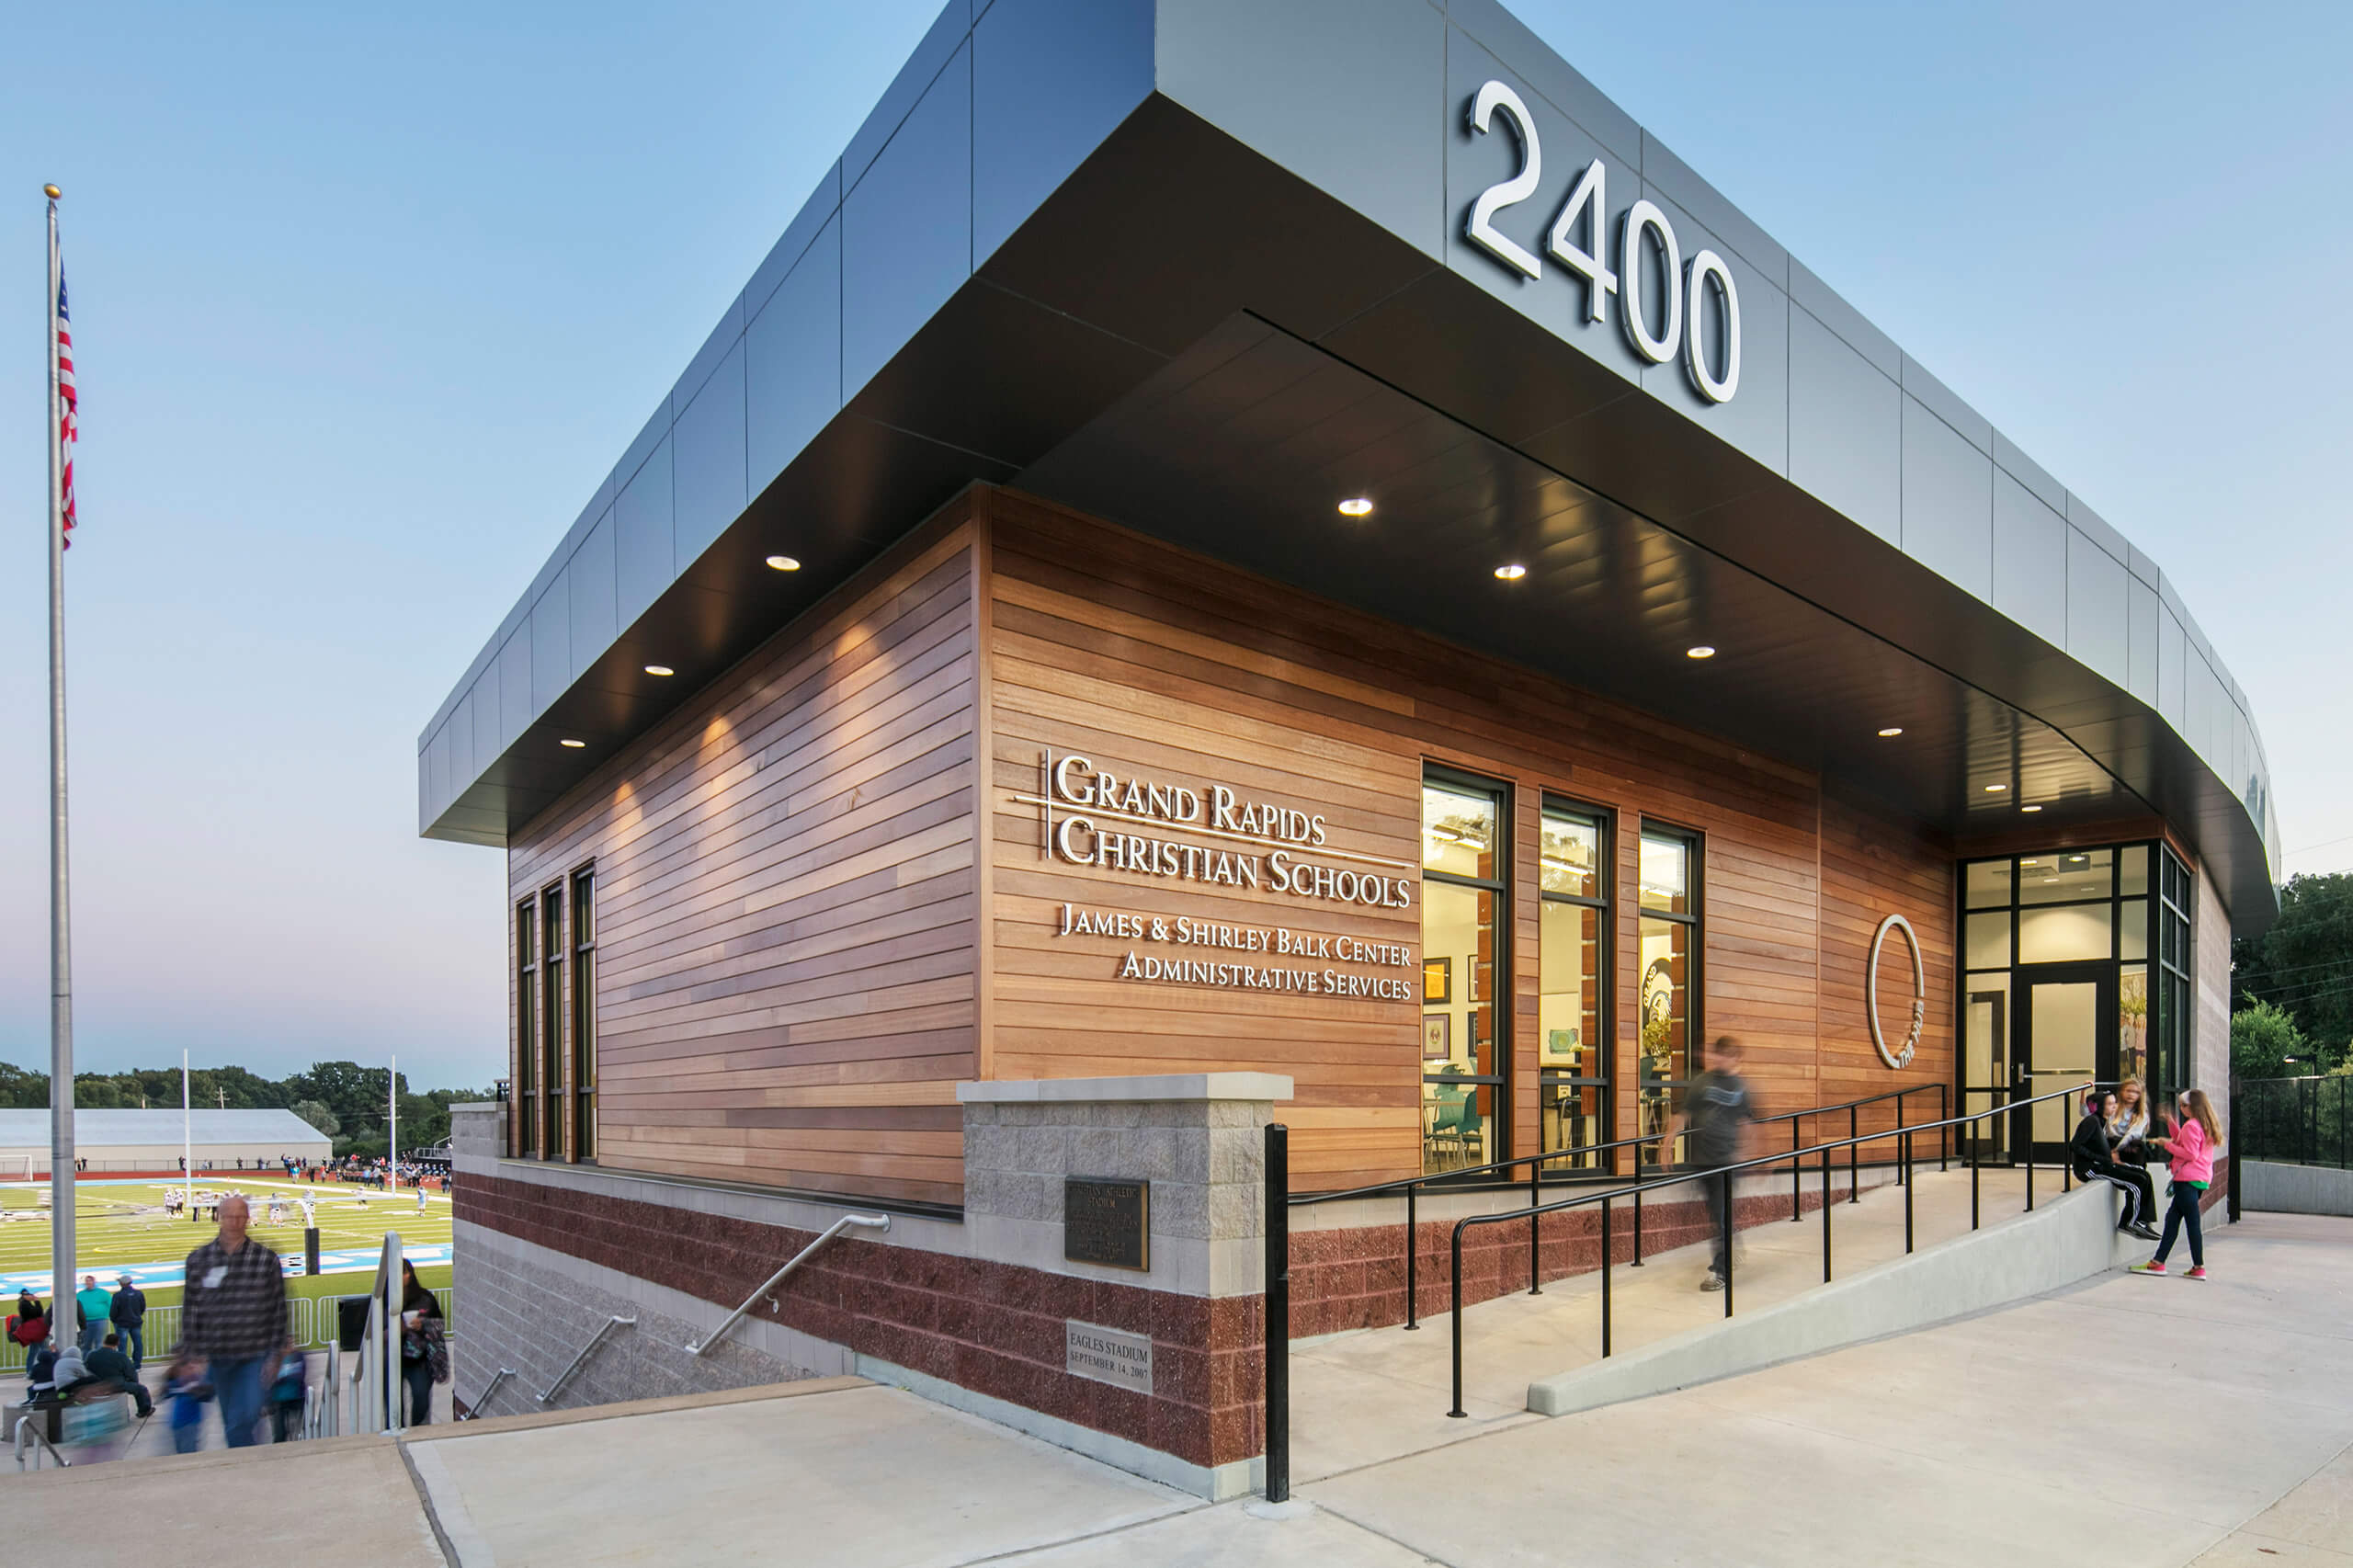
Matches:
[0,1060,496,1159]
[2232,870,2353,1079]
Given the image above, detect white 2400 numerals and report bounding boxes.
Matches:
[1464,80,1740,404]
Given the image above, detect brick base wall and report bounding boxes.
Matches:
[458,1171,1264,1471]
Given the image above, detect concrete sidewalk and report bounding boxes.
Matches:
[10,1212,2347,1568]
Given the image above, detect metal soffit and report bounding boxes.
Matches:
[1016,313,2131,838]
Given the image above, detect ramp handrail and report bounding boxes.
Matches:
[1286,1081,1947,1333]
[686,1213,891,1358]
[539,1315,634,1405]
[1435,1077,2117,1417]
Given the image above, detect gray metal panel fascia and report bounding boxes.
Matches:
[1639,131,1787,287]
[972,0,1156,267]
[742,161,845,319]
[1787,257,1899,379]
[1156,0,1448,260]
[1992,427,2066,516]
[1443,0,1639,164]
[843,0,974,193]
[676,295,746,410]
[1788,305,1899,545]
[1900,393,1993,600]
[1900,352,1990,455]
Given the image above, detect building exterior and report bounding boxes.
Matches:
[422,0,2277,1498]
[0,1108,330,1176]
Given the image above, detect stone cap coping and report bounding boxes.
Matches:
[957,1073,1294,1105]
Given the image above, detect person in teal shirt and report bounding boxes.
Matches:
[74,1275,110,1353]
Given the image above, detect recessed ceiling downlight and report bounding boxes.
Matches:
[1337,497,1374,517]
[765,554,801,572]
[560,738,586,749]
[1686,645,1716,660]
[2021,804,2044,813]
[1983,783,2007,793]
[1494,562,1527,580]
[1877,727,1904,738]
[644,665,675,677]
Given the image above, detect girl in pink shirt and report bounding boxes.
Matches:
[2131,1089,2222,1279]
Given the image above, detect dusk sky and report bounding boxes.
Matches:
[4,2,2347,1089]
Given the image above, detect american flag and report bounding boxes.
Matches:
[54,268,76,547]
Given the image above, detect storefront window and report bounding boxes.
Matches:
[1423,774,1508,1175]
[1637,827,1699,1167]
[1540,802,1609,1173]
[1957,841,2194,1154]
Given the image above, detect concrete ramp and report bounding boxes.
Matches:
[1527,1182,2141,1416]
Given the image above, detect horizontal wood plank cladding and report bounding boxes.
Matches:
[507,504,983,1205]
[983,489,1956,1192]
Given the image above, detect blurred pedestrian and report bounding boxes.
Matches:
[398,1259,448,1426]
[109,1273,147,1371]
[1658,1034,1760,1291]
[269,1347,309,1441]
[162,1350,210,1455]
[180,1194,289,1448]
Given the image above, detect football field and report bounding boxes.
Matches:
[0,1176,453,1290]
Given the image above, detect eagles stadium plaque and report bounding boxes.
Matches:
[1063,1176,1150,1270]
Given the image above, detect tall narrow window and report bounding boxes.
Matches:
[571,865,597,1162]
[515,901,537,1157]
[1637,826,1700,1168]
[1539,801,1610,1174]
[1422,773,1508,1176]
[541,885,566,1161]
[2155,848,2194,1097]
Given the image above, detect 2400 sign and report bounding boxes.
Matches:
[1464,80,1741,404]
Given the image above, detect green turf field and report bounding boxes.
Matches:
[0,1177,452,1280]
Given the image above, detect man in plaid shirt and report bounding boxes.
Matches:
[181,1195,290,1448]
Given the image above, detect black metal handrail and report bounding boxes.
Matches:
[1433,1076,2114,1418]
[1285,1082,1948,1333]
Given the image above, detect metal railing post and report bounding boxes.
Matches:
[1599,1198,1612,1358]
[1894,1096,1906,1187]
[1720,1174,1734,1319]
[2227,1085,2242,1224]
[1820,1147,1832,1282]
[1902,1131,1914,1254]
[1527,1164,1541,1296]
[1940,1085,1950,1173]
[1631,1187,1644,1266]
[1790,1118,1802,1221]
[1404,1184,1419,1330]
[1447,1223,1467,1419]
[1848,1107,1859,1203]
[1263,1122,1289,1503]
[1971,1117,1980,1231]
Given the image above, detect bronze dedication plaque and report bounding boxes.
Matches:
[1063,1176,1150,1270]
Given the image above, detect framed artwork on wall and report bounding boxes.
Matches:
[1424,957,1451,1005]
[1423,1014,1451,1062]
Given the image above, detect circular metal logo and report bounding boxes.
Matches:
[1868,914,1925,1071]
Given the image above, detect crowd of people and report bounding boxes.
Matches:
[11,1193,451,1452]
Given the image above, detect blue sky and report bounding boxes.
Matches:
[3,3,2347,1088]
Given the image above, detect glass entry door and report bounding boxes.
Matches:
[2016,963,2116,1162]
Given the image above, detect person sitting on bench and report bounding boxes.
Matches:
[69,1332,153,1417]
[2071,1089,2159,1241]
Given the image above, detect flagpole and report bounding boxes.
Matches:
[184,1051,194,1222]
[44,184,76,1334]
